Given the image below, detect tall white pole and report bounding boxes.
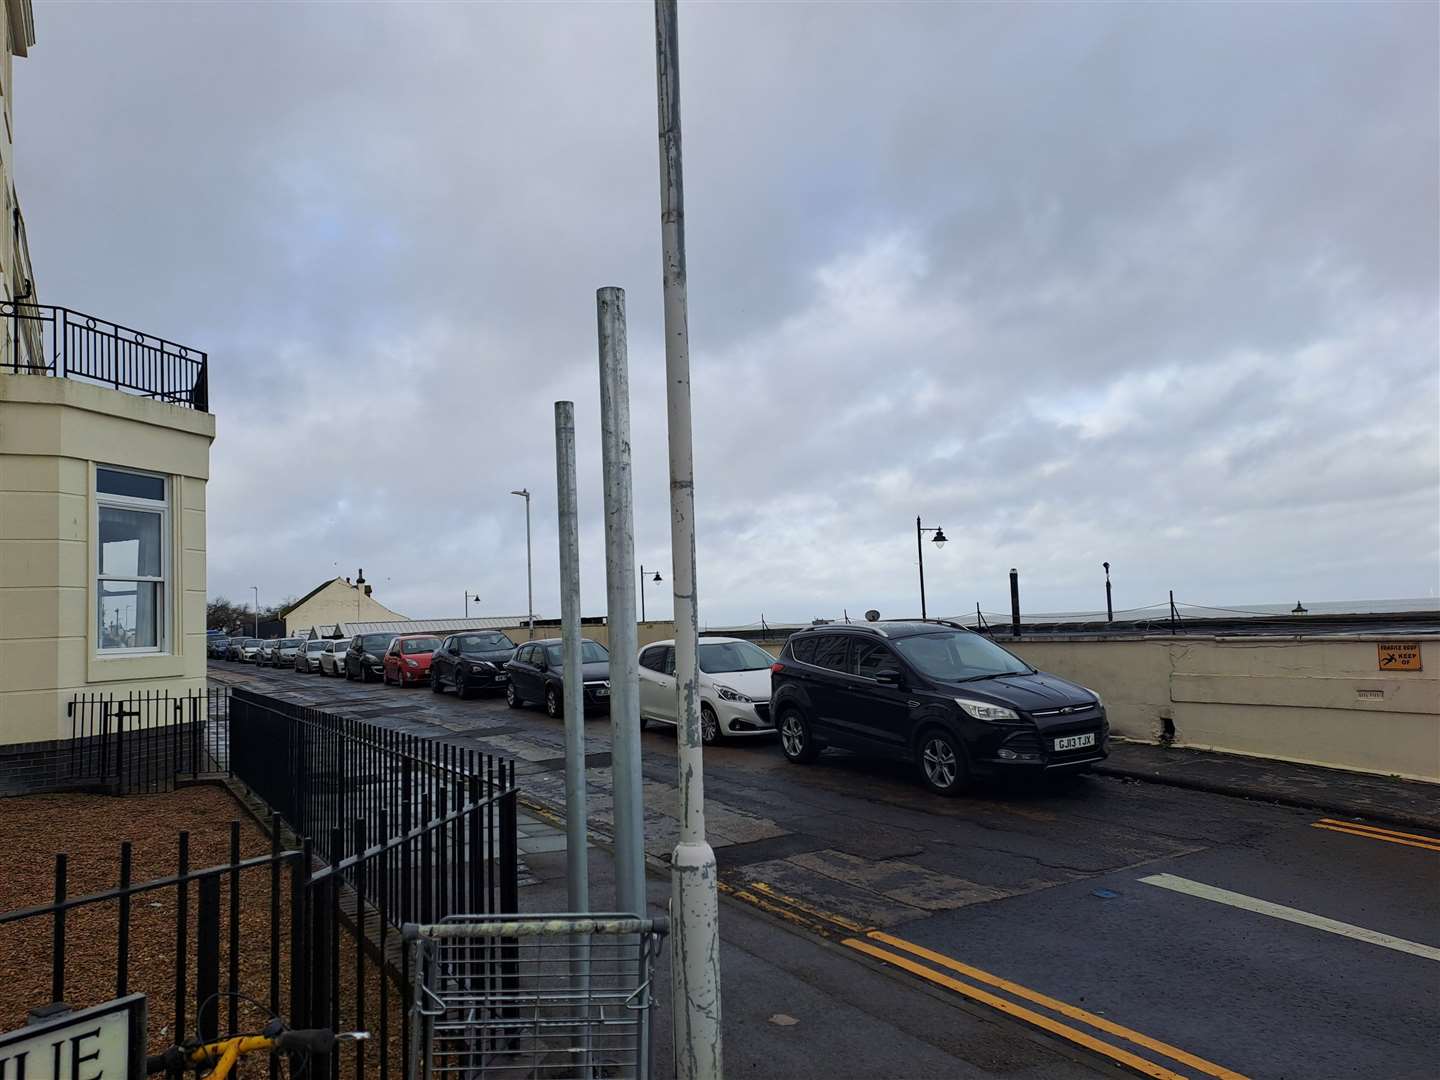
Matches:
[511,489,534,635]
[653,4,722,1076]
[554,401,590,910]
[251,585,259,638]
[597,286,646,917]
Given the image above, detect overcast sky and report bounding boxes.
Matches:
[17,1,1438,626]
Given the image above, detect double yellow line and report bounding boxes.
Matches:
[1311,819,1440,852]
[842,931,1251,1080]
[720,875,1249,1079]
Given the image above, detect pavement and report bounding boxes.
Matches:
[1095,741,1440,832]
[213,662,1440,1080]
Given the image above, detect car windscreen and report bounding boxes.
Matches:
[892,631,1033,681]
[458,633,516,653]
[361,635,393,652]
[698,641,775,674]
[545,641,609,665]
[243,639,261,647]
[281,639,304,648]
[400,637,441,654]
[306,640,329,651]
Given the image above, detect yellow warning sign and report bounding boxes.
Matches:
[1377,642,1422,671]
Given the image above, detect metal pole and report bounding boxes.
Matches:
[916,516,927,621]
[1009,568,1021,639]
[640,566,647,623]
[554,401,590,910]
[654,4,722,1076]
[251,585,258,638]
[596,287,645,917]
[1169,590,1177,635]
[1104,562,1113,624]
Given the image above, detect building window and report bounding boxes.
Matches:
[96,466,168,653]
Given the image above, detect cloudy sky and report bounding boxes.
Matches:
[16,1,1438,626]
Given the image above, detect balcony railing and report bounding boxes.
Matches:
[1,302,208,412]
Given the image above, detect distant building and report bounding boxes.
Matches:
[282,575,407,636]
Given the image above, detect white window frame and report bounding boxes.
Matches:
[95,465,171,656]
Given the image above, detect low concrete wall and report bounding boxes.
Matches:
[1001,635,1439,783]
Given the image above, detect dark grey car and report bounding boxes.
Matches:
[345,633,397,682]
[505,638,611,718]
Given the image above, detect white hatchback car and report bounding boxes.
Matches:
[637,636,777,744]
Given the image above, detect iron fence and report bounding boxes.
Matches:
[67,688,229,794]
[3,692,522,1080]
[1,301,209,411]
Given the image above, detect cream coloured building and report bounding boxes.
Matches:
[0,2,216,785]
[282,576,406,636]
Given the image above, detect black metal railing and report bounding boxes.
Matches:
[4,691,522,1080]
[68,688,229,793]
[2,302,208,411]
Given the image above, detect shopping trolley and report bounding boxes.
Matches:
[404,913,669,1080]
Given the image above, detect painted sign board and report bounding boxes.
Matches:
[1377,642,1422,671]
[0,996,146,1080]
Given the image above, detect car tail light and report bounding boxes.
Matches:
[770,662,785,674]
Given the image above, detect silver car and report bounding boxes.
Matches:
[295,638,331,673]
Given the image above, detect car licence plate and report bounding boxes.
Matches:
[595,687,609,697]
[1053,732,1096,752]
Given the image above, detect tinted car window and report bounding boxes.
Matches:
[639,646,665,672]
[788,636,817,663]
[361,634,393,653]
[698,641,774,673]
[810,636,849,672]
[850,640,898,678]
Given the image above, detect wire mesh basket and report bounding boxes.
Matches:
[404,913,669,1080]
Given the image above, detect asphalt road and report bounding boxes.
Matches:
[217,661,1440,1080]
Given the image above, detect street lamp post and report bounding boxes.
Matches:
[251,585,259,637]
[510,489,533,634]
[464,592,481,619]
[915,517,948,621]
[1103,562,1113,623]
[639,565,663,623]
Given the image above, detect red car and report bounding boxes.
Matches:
[382,634,443,687]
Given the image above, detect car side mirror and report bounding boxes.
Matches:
[875,669,903,687]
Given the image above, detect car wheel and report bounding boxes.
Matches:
[361,666,373,683]
[506,683,524,708]
[545,686,561,719]
[455,677,472,701]
[918,728,970,797]
[700,704,723,746]
[431,670,443,693]
[779,708,819,764]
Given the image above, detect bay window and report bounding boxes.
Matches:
[96,466,168,652]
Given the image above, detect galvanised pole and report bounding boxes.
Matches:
[916,516,927,620]
[596,286,646,917]
[654,3,722,1076]
[554,401,590,911]
[511,488,534,635]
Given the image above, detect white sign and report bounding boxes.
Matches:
[0,997,145,1080]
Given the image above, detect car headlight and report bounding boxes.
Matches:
[1082,686,1104,708]
[714,684,753,704]
[405,658,418,668]
[468,660,495,672]
[955,698,1022,723]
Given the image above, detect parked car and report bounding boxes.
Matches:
[430,631,519,698]
[380,635,442,686]
[770,622,1108,796]
[345,633,397,682]
[294,638,332,673]
[207,637,231,659]
[230,638,263,662]
[505,638,610,717]
[260,638,305,667]
[318,638,349,677]
[638,636,776,745]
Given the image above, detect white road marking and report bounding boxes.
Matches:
[1139,873,1440,963]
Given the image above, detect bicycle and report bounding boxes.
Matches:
[146,1020,369,1080]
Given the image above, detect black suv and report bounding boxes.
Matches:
[505,638,611,717]
[345,633,397,682]
[770,622,1107,795]
[430,631,519,698]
